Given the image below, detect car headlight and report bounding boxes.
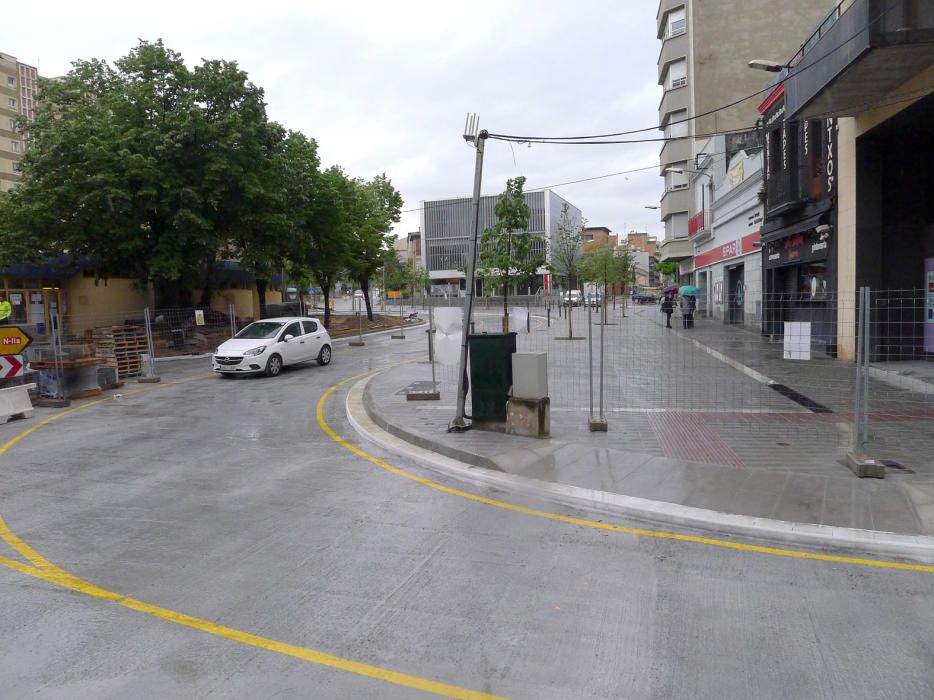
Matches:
[243,345,267,356]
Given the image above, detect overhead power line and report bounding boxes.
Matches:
[486,0,900,143]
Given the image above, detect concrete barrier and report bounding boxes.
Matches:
[0,382,36,423]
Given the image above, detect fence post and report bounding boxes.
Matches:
[138,307,161,383]
[598,293,607,425]
[229,303,236,338]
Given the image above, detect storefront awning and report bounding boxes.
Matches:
[760,212,824,244]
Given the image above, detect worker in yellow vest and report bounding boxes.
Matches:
[0,295,11,325]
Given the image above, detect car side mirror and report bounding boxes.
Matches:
[283,334,294,342]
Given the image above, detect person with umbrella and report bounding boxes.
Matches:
[660,291,676,329]
[679,285,700,328]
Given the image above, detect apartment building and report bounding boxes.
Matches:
[655,1,837,280]
[0,52,38,193]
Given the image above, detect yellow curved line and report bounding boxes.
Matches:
[0,372,503,700]
[318,369,934,574]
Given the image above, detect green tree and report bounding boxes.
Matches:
[548,203,583,339]
[579,244,634,323]
[476,177,543,332]
[343,174,403,321]
[285,162,352,330]
[656,260,678,284]
[0,40,280,308]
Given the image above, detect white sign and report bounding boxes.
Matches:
[194,309,205,326]
[783,322,811,361]
[509,306,529,334]
[433,307,463,366]
[9,293,22,305]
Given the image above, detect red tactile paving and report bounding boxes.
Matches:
[648,413,745,468]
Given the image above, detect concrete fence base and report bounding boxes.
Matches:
[0,383,36,423]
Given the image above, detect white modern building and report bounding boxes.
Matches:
[690,131,764,328]
[419,190,581,296]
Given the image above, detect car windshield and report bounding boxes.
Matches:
[234,321,285,340]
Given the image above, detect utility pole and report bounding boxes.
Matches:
[450,114,487,433]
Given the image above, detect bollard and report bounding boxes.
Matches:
[547,307,551,327]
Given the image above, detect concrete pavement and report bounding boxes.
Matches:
[352,303,934,554]
[1,337,933,698]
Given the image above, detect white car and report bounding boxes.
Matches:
[213,317,332,377]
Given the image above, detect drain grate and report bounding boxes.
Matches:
[768,383,833,413]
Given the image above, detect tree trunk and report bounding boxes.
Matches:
[360,278,374,321]
[322,288,331,329]
[198,260,216,308]
[256,279,268,319]
[567,299,574,338]
[502,275,509,333]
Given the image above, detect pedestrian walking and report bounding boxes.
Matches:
[682,294,696,329]
[660,293,674,329]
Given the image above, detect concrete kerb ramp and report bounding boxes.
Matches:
[346,372,934,566]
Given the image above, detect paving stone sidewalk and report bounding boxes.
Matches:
[364,342,934,536]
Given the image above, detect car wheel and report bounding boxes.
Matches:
[265,354,283,377]
[317,344,331,366]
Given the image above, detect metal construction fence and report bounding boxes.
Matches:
[426,288,933,473]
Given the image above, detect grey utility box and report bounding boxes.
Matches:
[511,352,548,400]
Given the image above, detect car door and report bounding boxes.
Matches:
[301,320,322,359]
[278,321,305,365]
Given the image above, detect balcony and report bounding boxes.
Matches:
[657,237,694,262]
[660,186,691,221]
[687,209,712,242]
[657,31,688,84]
[785,0,934,118]
[658,83,689,118]
[659,138,691,171]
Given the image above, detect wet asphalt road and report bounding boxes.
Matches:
[0,333,931,699]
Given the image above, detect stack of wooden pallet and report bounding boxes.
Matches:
[93,325,148,378]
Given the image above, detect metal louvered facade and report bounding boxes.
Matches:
[419,190,580,291]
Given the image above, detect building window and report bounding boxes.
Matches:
[10,140,18,153]
[667,59,687,90]
[7,97,15,109]
[665,110,689,139]
[6,76,13,88]
[767,128,782,176]
[668,8,686,37]
[9,118,15,131]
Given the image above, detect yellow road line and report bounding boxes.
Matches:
[0,372,503,700]
[317,369,934,574]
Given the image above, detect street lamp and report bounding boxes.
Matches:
[748,59,784,72]
[644,205,660,210]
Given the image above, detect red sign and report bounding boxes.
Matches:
[0,355,23,378]
[694,232,761,269]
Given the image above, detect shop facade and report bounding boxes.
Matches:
[691,133,764,329]
[758,81,839,354]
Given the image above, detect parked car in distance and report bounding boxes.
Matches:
[212,317,332,377]
[632,290,659,304]
[562,290,583,306]
[585,292,605,307]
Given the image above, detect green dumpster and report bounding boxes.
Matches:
[468,332,517,424]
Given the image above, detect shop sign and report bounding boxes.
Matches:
[764,229,829,269]
[9,293,22,305]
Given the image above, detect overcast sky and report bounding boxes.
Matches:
[9,0,666,240]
